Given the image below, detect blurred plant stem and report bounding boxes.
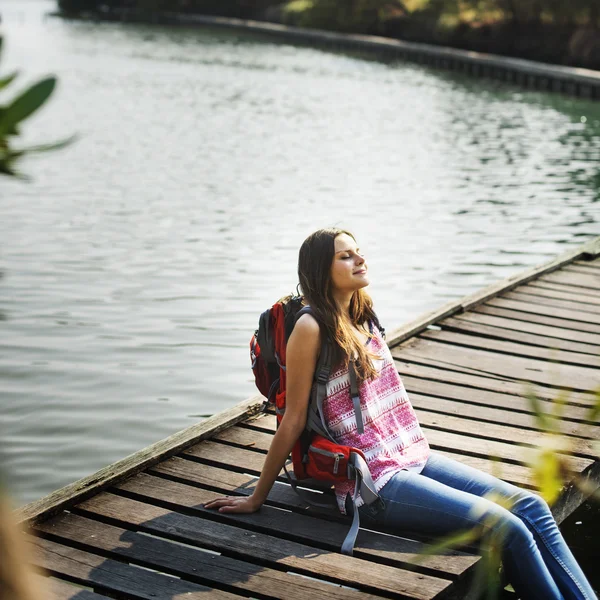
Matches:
[0,472,45,600]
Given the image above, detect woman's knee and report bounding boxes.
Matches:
[509,491,552,519]
[478,504,536,551]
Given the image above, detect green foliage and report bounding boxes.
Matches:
[283,0,407,33]
[408,0,599,26]
[0,36,76,178]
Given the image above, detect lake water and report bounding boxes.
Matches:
[1,1,599,511]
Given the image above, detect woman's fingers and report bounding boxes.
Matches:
[204,495,258,513]
[204,496,233,509]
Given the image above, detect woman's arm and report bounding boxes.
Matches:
[204,313,321,513]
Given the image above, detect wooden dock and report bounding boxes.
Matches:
[18,237,600,600]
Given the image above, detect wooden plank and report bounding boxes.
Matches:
[27,535,240,599]
[32,573,110,600]
[525,280,600,304]
[36,511,388,600]
[236,413,592,472]
[574,259,600,270]
[417,408,597,461]
[551,459,600,524]
[438,315,599,357]
[399,354,509,384]
[393,339,600,392]
[386,237,600,348]
[394,359,597,408]
[419,328,599,368]
[473,304,600,339]
[538,269,600,291]
[73,492,453,600]
[407,392,599,441]
[16,396,264,526]
[112,471,479,579]
[525,279,600,299]
[503,290,600,316]
[473,304,600,335]
[401,376,599,427]
[220,420,540,488]
[486,297,600,326]
[447,310,600,347]
[563,263,600,276]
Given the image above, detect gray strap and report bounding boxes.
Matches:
[341,476,362,556]
[348,360,363,434]
[340,452,380,555]
[312,342,337,443]
[350,452,379,506]
[306,405,330,439]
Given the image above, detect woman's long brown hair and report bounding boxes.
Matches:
[298,228,380,382]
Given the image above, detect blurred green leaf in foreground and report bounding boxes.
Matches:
[0,36,76,179]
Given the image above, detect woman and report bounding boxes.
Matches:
[206,228,597,600]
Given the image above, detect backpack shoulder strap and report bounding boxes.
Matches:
[294,305,314,323]
[371,312,385,339]
[290,305,336,441]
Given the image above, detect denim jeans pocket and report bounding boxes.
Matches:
[359,496,386,520]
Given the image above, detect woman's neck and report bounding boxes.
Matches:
[334,291,353,318]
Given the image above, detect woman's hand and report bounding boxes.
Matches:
[204,494,262,514]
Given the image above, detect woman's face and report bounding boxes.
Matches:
[330,233,369,294]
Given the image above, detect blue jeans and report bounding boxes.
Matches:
[358,452,597,600]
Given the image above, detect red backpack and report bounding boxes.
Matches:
[250,294,382,555]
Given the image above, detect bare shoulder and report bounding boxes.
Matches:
[289,312,321,352]
[294,312,321,338]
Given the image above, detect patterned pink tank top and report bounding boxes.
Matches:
[323,323,430,513]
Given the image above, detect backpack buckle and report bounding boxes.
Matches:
[347,463,357,480]
[316,369,329,385]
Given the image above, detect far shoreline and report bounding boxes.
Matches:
[57,8,600,100]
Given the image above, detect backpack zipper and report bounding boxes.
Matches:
[308,445,344,474]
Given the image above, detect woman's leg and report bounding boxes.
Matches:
[358,464,573,600]
[418,452,597,600]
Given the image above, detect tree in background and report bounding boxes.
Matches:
[283,0,408,33]
[418,0,599,26]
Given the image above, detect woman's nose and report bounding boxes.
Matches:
[356,253,365,265]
